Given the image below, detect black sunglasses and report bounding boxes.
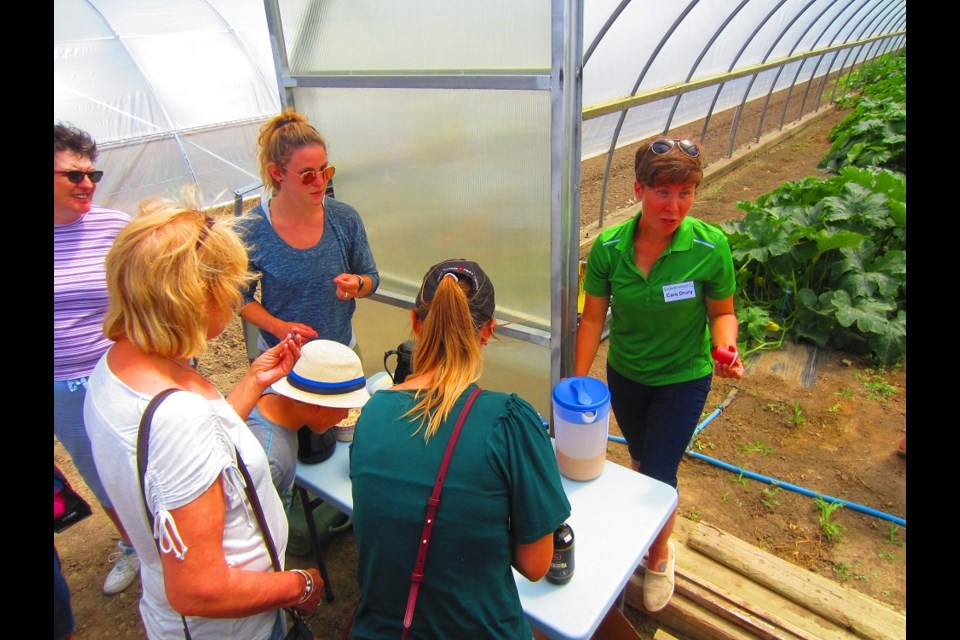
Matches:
[55,170,105,184]
[649,139,700,158]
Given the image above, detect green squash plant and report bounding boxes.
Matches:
[723,52,906,364]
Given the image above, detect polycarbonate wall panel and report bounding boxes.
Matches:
[54,0,113,40]
[352,302,553,417]
[278,0,551,72]
[291,87,553,333]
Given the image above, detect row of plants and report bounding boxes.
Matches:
[725,50,906,364]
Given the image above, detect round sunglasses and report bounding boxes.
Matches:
[649,139,700,158]
[54,170,105,184]
[284,164,336,185]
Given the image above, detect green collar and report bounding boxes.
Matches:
[617,211,695,256]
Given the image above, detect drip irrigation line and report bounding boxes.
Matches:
[606,385,906,527]
[684,450,906,527]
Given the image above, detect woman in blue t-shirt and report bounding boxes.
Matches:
[238,108,379,357]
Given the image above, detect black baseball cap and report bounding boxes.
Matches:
[415,259,496,321]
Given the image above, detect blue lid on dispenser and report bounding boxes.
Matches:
[552,376,610,413]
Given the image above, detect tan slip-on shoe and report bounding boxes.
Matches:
[642,540,676,612]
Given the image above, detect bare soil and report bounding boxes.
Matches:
[55,85,906,640]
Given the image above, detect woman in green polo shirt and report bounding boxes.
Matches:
[574,138,745,613]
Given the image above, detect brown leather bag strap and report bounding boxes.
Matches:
[234,450,313,630]
[136,388,192,640]
[234,451,283,571]
[402,386,483,639]
[136,388,182,536]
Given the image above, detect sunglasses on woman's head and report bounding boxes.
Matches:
[284,164,336,185]
[649,139,700,158]
[54,170,105,184]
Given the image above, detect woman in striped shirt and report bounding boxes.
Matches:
[53,122,139,597]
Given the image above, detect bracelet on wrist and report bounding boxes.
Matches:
[292,569,314,604]
[357,274,365,294]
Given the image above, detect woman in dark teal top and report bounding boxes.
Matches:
[575,139,745,614]
[350,259,570,639]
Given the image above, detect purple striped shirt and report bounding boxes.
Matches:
[54,206,131,380]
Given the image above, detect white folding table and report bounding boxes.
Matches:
[295,441,677,640]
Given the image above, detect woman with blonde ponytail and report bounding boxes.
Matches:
[237,107,379,357]
[349,259,570,639]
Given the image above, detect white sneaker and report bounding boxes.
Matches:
[103,542,140,595]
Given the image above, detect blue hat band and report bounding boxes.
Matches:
[288,371,366,395]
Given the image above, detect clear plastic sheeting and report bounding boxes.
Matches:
[54,0,280,214]
[580,0,906,159]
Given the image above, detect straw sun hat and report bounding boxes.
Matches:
[271,339,370,408]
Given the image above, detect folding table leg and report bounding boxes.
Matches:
[296,484,335,602]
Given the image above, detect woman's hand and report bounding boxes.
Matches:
[229,334,302,420]
[713,354,745,380]
[250,334,301,388]
[241,302,318,344]
[333,273,363,300]
[272,322,318,343]
[706,296,743,380]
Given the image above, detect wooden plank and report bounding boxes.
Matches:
[688,524,906,640]
[675,572,808,640]
[671,520,853,640]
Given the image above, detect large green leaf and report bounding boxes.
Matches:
[829,244,902,300]
[813,228,868,253]
[728,216,793,263]
[867,310,906,364]
[840,166,906,205]
[871,249,906,278]
[737,305,772,343]
[887,200,906,229]
[792,289,835,347]
[828,290,895,334]
[820,184,895,232]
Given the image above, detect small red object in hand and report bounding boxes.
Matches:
[711,345,738,366]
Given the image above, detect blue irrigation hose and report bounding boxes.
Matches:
[606,387,907,527]
[684,451,906,527]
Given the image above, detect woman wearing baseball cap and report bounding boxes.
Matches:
[349,259,571,639]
